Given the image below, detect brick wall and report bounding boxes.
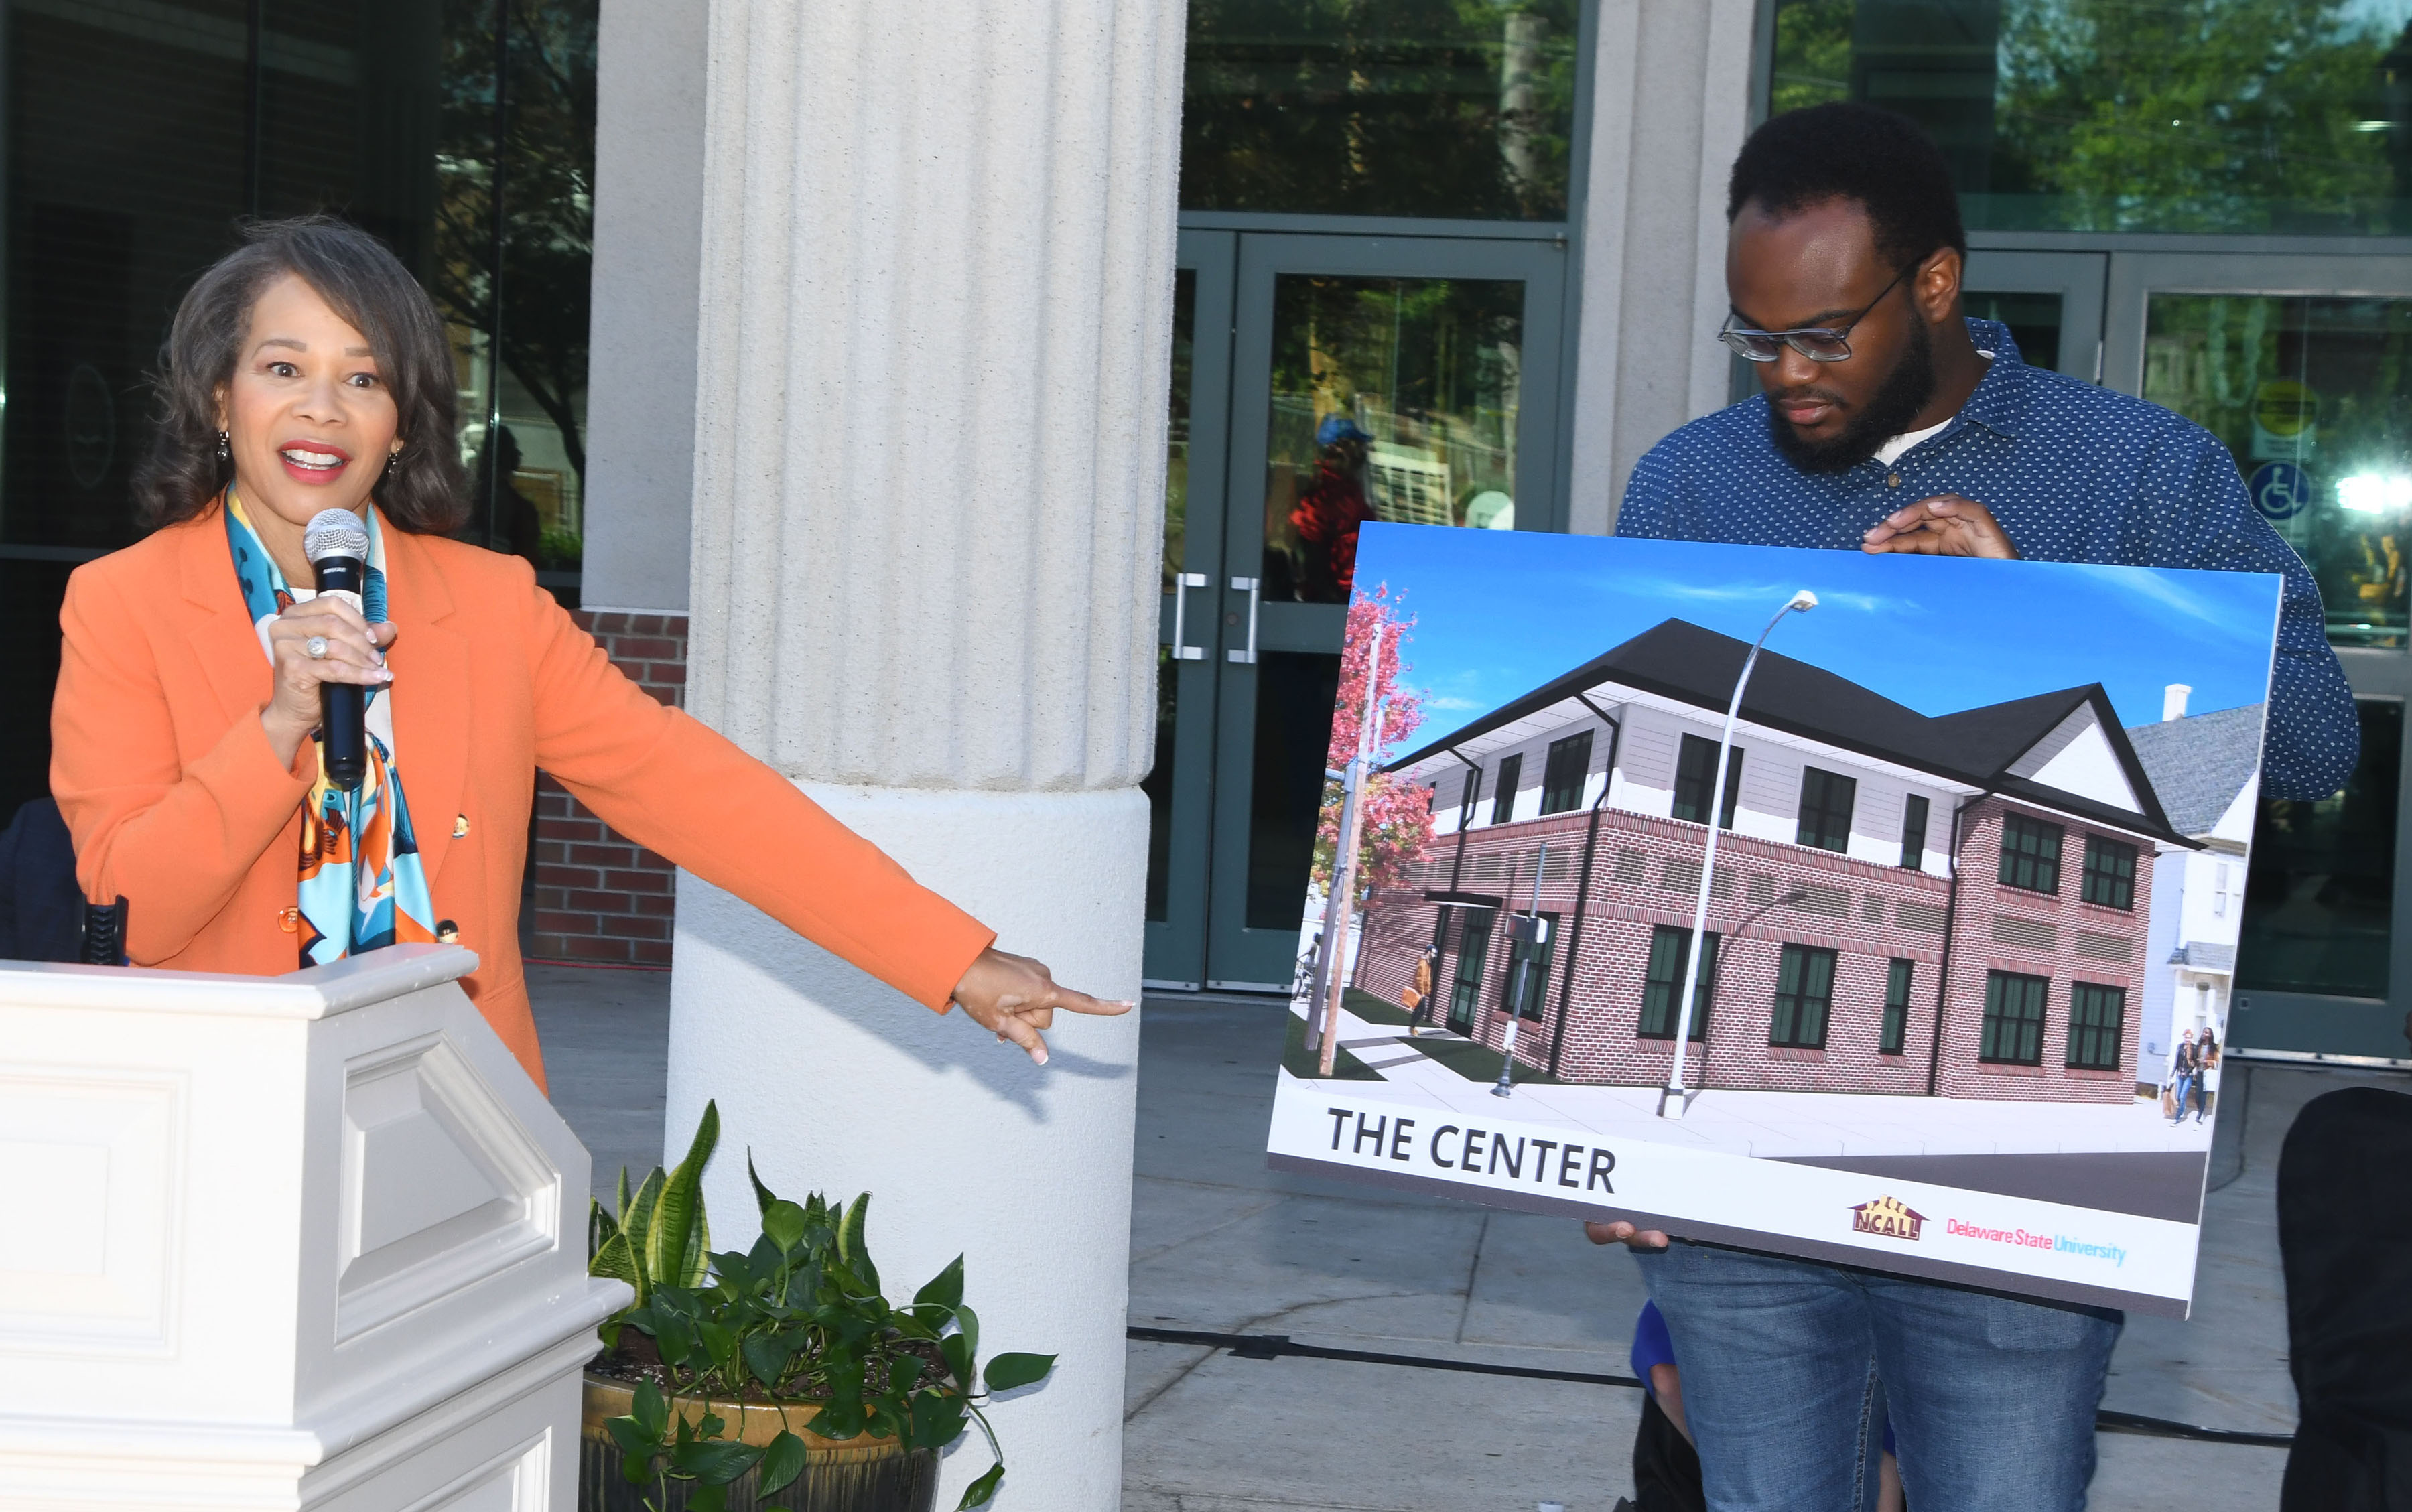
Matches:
[527,612,688,967]
[1357,795,2152,1105]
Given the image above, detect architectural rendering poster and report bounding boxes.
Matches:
[1270,524,2282,1317]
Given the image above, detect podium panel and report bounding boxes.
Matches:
[0,945,628,1512]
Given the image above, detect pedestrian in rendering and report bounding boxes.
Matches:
[1585,103,2358,1512]
[2170,1030,2200,1126]
[2194,1030,2220,1123]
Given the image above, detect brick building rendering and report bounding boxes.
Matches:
[1353,619,2201,1104]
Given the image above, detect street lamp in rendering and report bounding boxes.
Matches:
[1659,588,1818,1119]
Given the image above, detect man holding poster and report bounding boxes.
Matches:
[1595,105,2360,1510]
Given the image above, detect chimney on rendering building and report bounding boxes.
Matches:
[2163,683,2192,722]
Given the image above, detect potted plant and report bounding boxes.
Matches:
[582,1102,1055,1511]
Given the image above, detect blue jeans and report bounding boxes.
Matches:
[2171,1072,2196,1121]
[1636,1243,2121,1512]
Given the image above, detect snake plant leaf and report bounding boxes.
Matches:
[588,1196,620,1262]
[838,1192,879,1293]
[616,1164,632,1222]
[647,1101,720,1290]
[747,1148,778,1217]
[983,1351,1056,1393]
[590,1230,642,1304]
[956,1462,1006,1509]
[756,1430,808,1497]
[625,1168,666,1289]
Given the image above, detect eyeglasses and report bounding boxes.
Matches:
[1718,263,1914,364]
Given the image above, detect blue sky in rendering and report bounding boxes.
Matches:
[1354,525,2283,748]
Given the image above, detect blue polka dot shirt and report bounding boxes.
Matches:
[1615,318,2360,802]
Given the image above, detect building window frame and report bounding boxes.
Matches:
[1491,753,1524,825]
[1901,793,1930,870]
[1999,813,2064,895]
[1673,733,1743,828]
[1638,924,1719,1040]
[1981,969,2050,1065]
[2066,980,2125,1071]
[1499,911,1559,1020]
[1457,766,1483,829]
[1880,957,1914,1054]
[2079,835,2137,911]
[1540,730,1593,815]
[1769,943,1836,1048]
[1796,766,1857,853]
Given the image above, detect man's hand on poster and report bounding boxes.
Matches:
[1583,1219,1671,1252]
[1861,493,2019,559]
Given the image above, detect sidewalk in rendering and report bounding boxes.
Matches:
[1302,991,2212,1162]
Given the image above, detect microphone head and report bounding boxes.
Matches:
[304,508,370,564]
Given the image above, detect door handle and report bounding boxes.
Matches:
[1171,572,1209,661]
[1227,576,1260,664]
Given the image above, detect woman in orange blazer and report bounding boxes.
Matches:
[50,216,1124,1091]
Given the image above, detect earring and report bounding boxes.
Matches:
[385,448,401,474]
[216,430,230,462]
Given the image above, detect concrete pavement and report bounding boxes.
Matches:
[527,962,2405,1510]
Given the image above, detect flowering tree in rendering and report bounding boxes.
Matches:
[1313,586,1434,899]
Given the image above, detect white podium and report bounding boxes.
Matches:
[0,944,629,1511]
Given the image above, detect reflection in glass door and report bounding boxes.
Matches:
[1207,234,1566,990]
[1141,230,1566,990]
[1962,249,2105,381]
[2106,253,2412,1059]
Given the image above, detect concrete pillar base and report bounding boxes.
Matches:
[667,782,1144,1510]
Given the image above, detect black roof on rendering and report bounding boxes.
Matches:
[1387,618,2189,845]
[2125,703,2266,837]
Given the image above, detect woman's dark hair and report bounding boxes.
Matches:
[1727,102,1968,274]
[133,215,468,533]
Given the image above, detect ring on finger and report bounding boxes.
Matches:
[305,636,330,661]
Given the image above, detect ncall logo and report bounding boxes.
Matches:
[1850,1195,1926,1243]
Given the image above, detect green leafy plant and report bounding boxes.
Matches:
[588,1102,1053,1511]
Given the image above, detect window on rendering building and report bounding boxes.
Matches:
[1981,970,2050,1064]
[1796,768,1857,853]
[1639,925,1719,1040]
[1769,944,1836,1048]
[1999,814,2064,894]
[1881,958,1914,1054]
[1541,730,1592,815]
[1901,793,1929,870]
[2066,981,2125,1071]
[1457,766,1484,829]
[1673,734,1743,828]
[2080,835,2138,910]
[1491,754,1524,825]
[1501,913,1558,1021]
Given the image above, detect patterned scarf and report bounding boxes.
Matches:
[225,492,439,967]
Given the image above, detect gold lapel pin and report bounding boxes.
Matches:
[452,815,470,838]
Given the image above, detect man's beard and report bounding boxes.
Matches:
[1767,316,1938,475]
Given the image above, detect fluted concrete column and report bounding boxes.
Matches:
[661,2,1182,1507]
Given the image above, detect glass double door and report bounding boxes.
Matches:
[1966,242,2412,1059]
[1144,228,1567,990]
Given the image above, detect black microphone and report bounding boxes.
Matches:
[304,508,372,791]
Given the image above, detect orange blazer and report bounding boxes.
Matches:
[50,510,996,1089]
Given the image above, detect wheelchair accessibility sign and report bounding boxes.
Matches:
[2249,460,2312,522]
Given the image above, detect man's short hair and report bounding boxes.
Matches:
[1727,102,1968,274]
